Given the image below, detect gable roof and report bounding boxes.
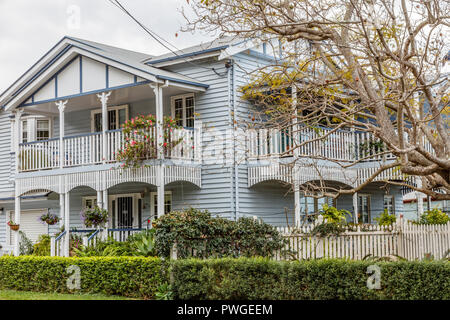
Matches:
[0,36,209,110]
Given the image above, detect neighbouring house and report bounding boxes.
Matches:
[0,36,407,256]
[402,192,450,221]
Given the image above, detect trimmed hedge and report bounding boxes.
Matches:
[0,256,166,299]
[171,258,450,300]
[1,256,449,299]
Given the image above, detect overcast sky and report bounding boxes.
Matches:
[0,0,214,93]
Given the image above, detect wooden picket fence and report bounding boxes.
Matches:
[276,220,450,261]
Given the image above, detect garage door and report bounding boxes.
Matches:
[8,210,48,243]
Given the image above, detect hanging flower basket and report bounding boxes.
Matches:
[7,220,19,231]
[39,212,60,226]
[81,206,109,228]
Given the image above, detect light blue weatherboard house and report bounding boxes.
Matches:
[0,37,404,256]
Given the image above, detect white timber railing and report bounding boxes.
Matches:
[50,230,67,257]
[18,127,200,172]
[248,126,399,162]
[64,132,103,167]
[276,220,450,261]
[18,138,60,171]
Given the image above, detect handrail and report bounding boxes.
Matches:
[19,137,59,146]
[87,229,100,241]
[108,228,144,232]
[63,131,102,139]
[70,229,98,233]
[55,230,67,241]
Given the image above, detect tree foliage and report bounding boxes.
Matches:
[185,0,450,199]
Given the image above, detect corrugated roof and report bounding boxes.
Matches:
[144,36,242,64]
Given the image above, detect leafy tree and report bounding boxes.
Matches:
[185,0,450,200]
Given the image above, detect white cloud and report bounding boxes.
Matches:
[0,0,214,92]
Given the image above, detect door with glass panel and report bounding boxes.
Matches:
[358,195,371,224]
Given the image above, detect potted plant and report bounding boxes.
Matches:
[39,212,60,226]
[7,220,19,231]
[81,206,109,228]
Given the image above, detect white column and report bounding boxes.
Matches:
[13,195,21,256]
[97,190,103,209]
[416,177,424,218]
[97,92,111,163]
[353,192,358,223]
[152,84,165,218]
[64,192,70,257]
[102,189,109,233]
[56,100,68,168]
[14,110,23,173]
[294,184,301,227]
[59,193,65,229]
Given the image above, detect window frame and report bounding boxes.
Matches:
[170,94,195,128]
[358,194,371,224]
[150,191,172,220]
[383,195,395,215]
[19,116,53,143]
[82,196,98,209]
[90,104,129,132]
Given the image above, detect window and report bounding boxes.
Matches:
[300,195,336,216]
[358,195,371,224]
[91,105,129,132]
[171,94,195,128]
[383,195,395,215]
[20,117,52,143]
[82,197,97,209]
[36,120,50,141]
[22,120,28,143]
[150,191,172,219]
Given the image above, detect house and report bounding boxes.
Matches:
[402,192,450,221]
[0,36,405,256]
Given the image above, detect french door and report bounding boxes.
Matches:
[109,194,142,229]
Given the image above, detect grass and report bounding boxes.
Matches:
[0,289,135,300]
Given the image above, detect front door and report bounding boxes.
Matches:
[117,196,133,228]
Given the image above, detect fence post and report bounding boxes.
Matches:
[170,242,178,260]
[50,236,56,257]
[396,216,404,259]
[82,236,88,247]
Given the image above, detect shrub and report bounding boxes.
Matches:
[154,208,285,259]
[73,238,134,257]
[128,229,157,257]
[319,204,350,224]
[72,230,157,257]
[18,231,34,255]
[417,208,450,225]
[0,256,166,299]
[375,209,397,226]
[171,258,450,300]
[33,235,51,256]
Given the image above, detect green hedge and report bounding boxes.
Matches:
[1,256,449,300]
[171,258,450,300]
[0,256,166,299]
